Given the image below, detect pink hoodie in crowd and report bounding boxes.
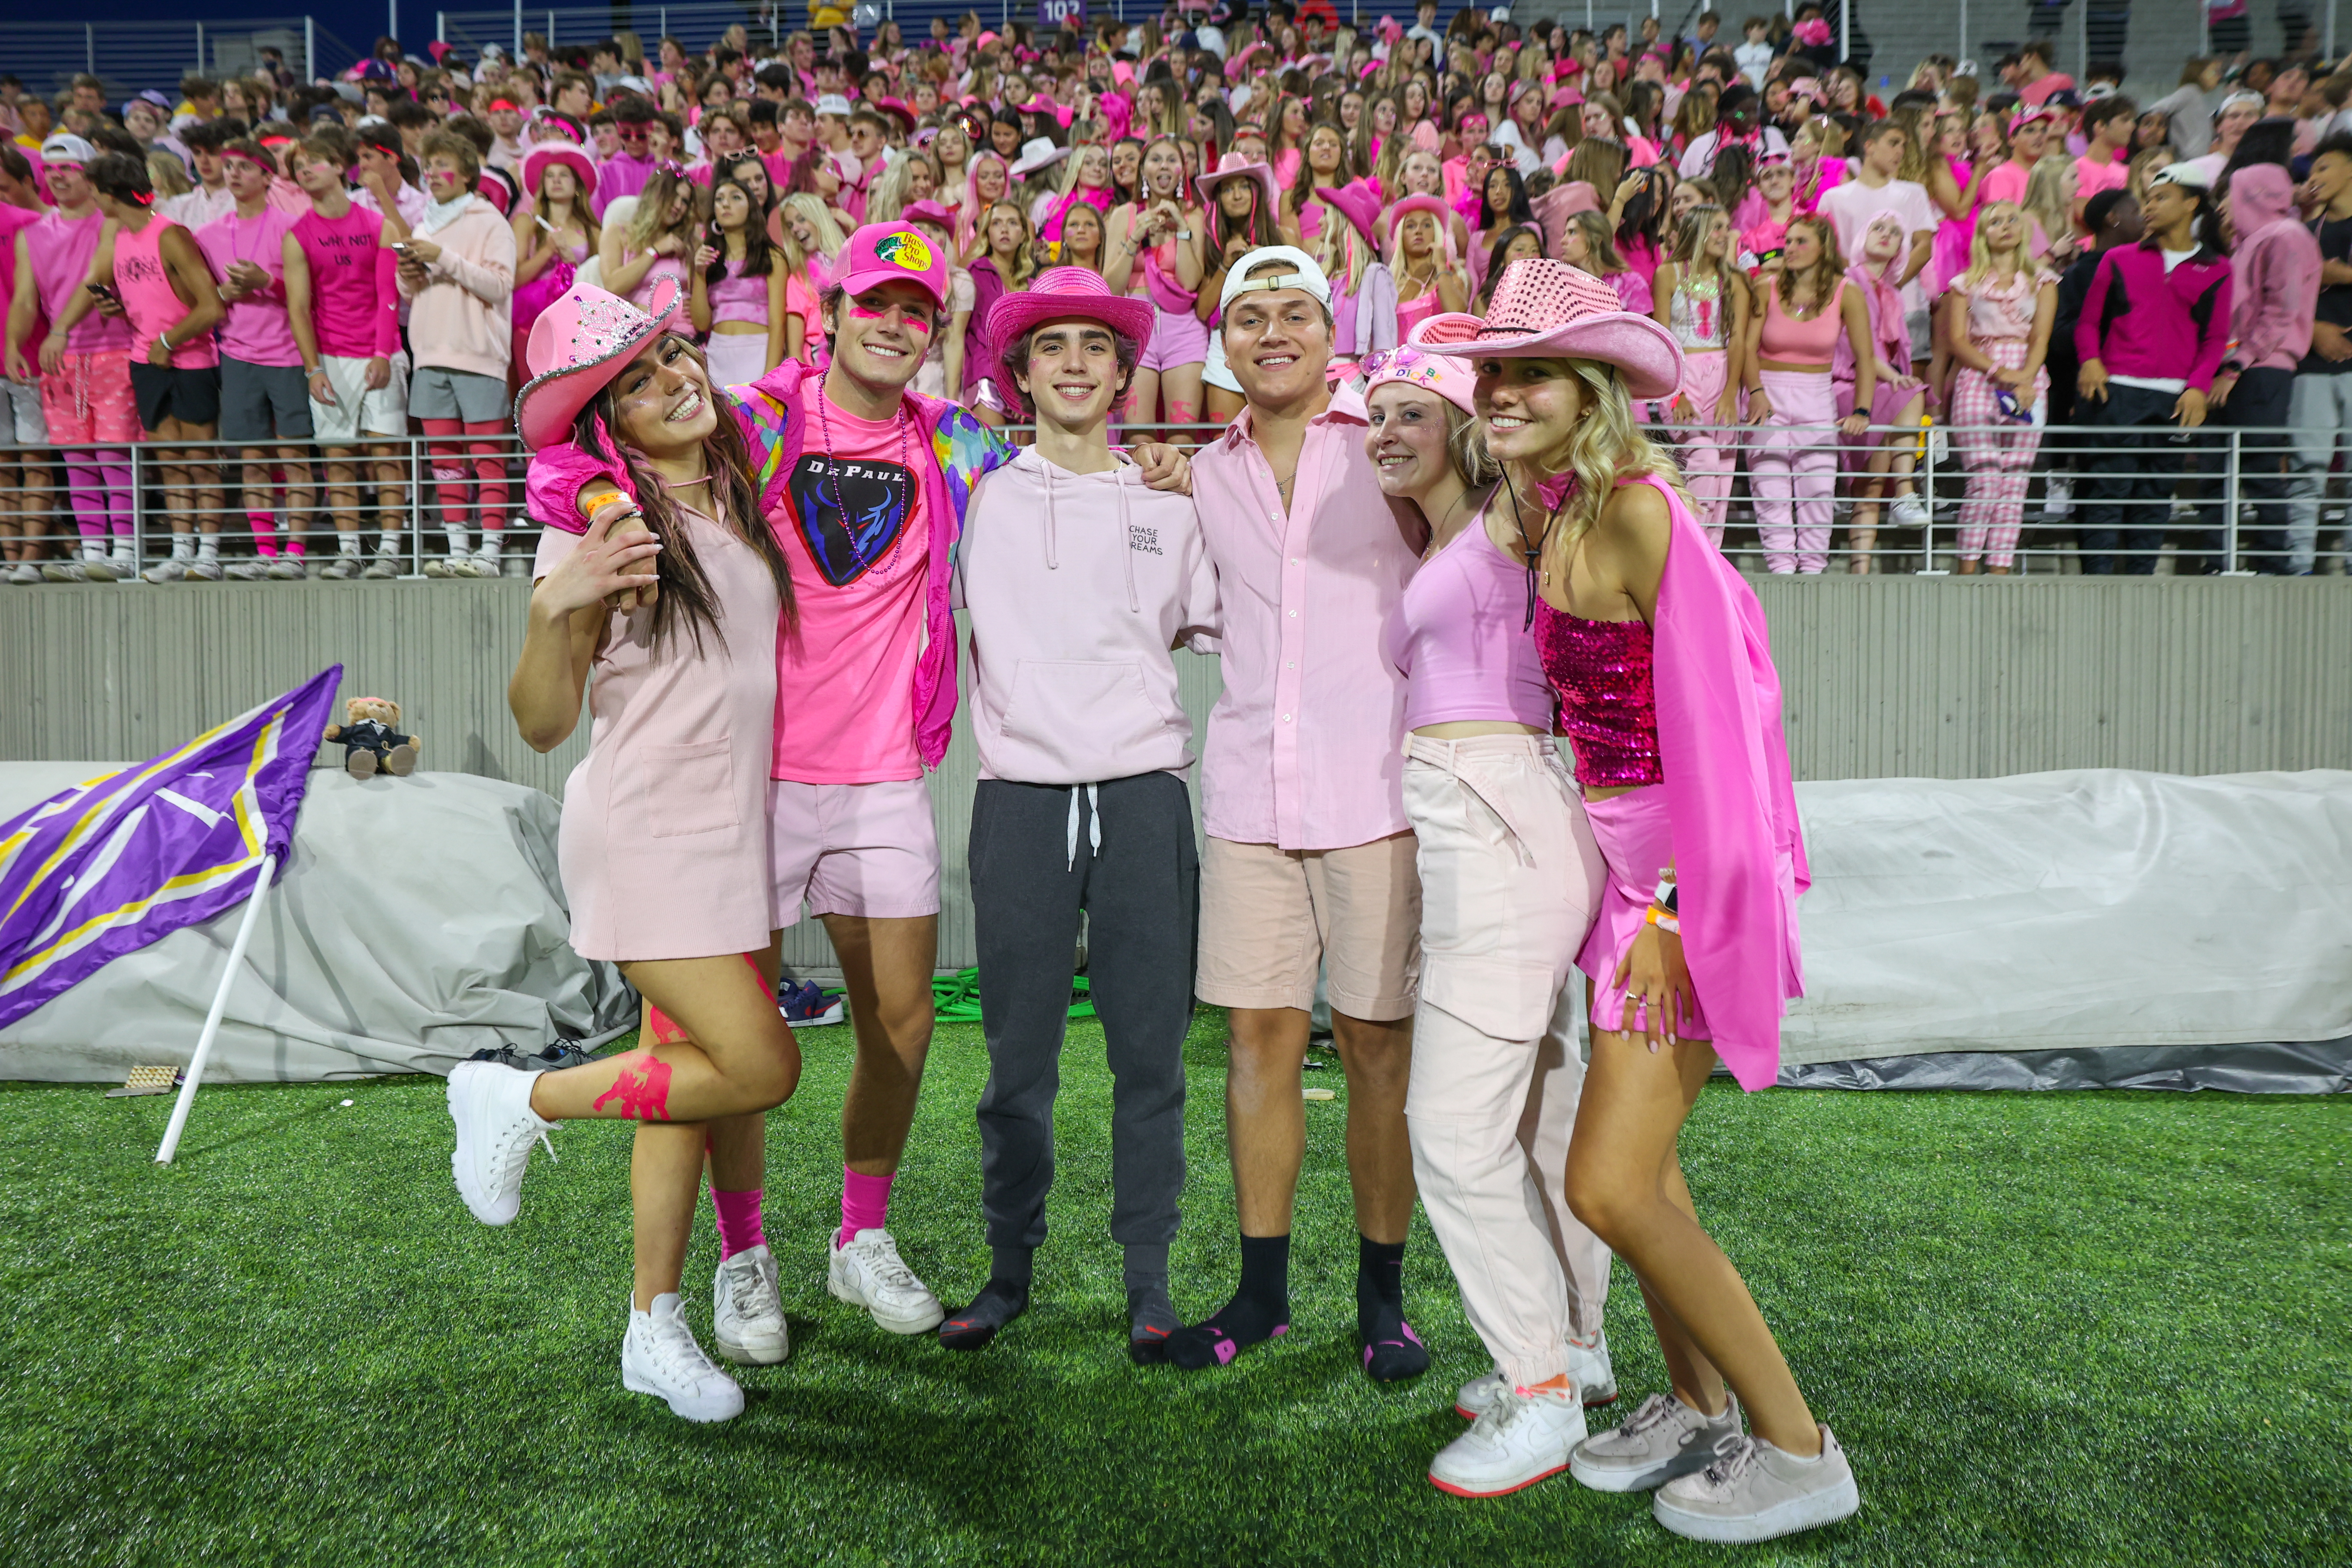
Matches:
[2223,162,2321,375]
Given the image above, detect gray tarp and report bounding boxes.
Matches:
[0,763,637,1082]
[1778,769,2352,1076]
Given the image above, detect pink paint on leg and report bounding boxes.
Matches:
[838,1167,894,1249]
[591,1053,674,1120]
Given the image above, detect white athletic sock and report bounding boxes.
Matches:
[170,534,195,561]
[377,529,404,556]
[338,535,363,557]
[443,524,471,557]
[197,536,220,562]
[476,531,502,563]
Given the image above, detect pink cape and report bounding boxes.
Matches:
[1646,472,1810,1089]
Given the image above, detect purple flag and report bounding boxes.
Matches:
[0,666,342,1030]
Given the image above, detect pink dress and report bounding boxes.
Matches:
[535,500,781,962]
[1929,155,1977,294]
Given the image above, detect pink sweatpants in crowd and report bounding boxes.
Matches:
[1672,350,1736,546]
[1750,368,1840,574]
[1401,735,1613,1387]
[1947,341,2046,570]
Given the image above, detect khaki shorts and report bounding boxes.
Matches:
[1196,833,1421,1020]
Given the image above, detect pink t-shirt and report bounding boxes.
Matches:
[197,204,301,367]
[31,208,134,355]
[0,205,45,354]
[2075,153,2129,209]
[1979,162,2032,210]
[770,398,930,784]
[292,205,399,359]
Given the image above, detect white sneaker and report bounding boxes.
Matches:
[1568,1328,1617,1405]
[1571,1389,1743,1493]
[363,553,402,579]
[223,559,270,581]
[1428,1382,1588,1497]
[142,558,191,583]
[266,557,309,579]
[38,560,100,583]
[827,1227,945,1334]
[1455,1367,1510,1419]
[445,1060,556,1226]
[1888,493,1930,527]
[319,556,362,580]
[621,1292,745,1423]
[2041,475,2073,518]
[713,1243,790,1365]
[1652,1424,1859,1543]
[8,561,41,584]
[187,558,224,581]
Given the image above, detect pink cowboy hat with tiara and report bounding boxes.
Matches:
[985,265,1156,384]
[513,276,688,450]
[1418,258,1683,401]
[521,139,598,200]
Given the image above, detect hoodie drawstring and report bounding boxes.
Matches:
[1043,460,1059,572]
[1065,783,1101,871]
[1117,466,1139,614]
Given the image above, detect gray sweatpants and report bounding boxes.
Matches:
[969,772,1197,1256]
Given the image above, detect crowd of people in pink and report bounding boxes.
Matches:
[3,8,2349,581]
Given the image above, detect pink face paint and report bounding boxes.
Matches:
[592,1053,674,1120]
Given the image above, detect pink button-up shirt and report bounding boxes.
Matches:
[1192,382,1423,851]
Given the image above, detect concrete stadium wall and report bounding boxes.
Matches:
[3,574,2347,968]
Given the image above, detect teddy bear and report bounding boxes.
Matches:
[324,696,423,780]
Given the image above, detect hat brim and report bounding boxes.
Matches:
[1314,184,1381,245]
[511,275,688,451]
[1010,147,1074,178]
[1194,161,1280,212]
[986,290,1158,379]
[522,144,598,199]
[1418,310,1685,402]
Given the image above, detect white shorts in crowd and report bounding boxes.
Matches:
[1,377,46,446]
[309,351,411,444]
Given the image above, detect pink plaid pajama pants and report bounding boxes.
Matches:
[1948,341,2047,570]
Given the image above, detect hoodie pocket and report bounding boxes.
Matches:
[1001,660,1162,766]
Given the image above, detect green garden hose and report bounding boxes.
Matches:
[929,966,1096,1023]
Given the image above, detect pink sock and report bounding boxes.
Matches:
[710,1187,766,1260]
[838,1168,894,1249]
[249,512,279,557]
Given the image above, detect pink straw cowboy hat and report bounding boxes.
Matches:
[1418,258,1683,401]
[985,265,1157,383]
[521,140,598,200]
[512,276,688,450]
[1194,150,1281,212]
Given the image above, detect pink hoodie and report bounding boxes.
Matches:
[2223,163,2321,376]
[954,447,1220,786]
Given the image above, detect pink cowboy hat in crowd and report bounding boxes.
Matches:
[1314,178,1385,246]
[1386,192,1453,242]
[512,276,688,450]
[897,198,957,233]
[1194,150,1281,212]
[873,97,919,133]
[520,140,598,200]
[985,265,1156,383]
[1419,259,1683,401]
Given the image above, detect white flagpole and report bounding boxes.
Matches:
[155,854,279,1166]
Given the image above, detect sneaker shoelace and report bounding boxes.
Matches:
[1615,1392,1687,1438]
[1473,1388,1541,1445]
[487,1112,555,1191]
[849,1234,921,1293]
[647,1316,722,1384]
[722,1256,773,1320]
[1699,1433,1760,1489]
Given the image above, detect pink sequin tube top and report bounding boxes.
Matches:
[1534,603,1665,789]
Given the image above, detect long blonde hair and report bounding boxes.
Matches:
[626,167,701,254]
[1510,358,1694,564]
[1961,199,2034,291]
[2020,156,2076,256]
[775,192,846,276]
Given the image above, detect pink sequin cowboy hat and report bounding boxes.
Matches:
[512,276,689,451]
[1418,258,1683,401]
[985,265,1156,383]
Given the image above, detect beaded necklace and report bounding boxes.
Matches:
[815,387,914,577]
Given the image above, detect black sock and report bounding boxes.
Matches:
[1167,1233,1291,1371]
[1357,1234,1428,1383]
[939,1273,1030,1351]
[1126,1277,1179,1363]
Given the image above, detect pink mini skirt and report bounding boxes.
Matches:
[1575,784,1712,1040]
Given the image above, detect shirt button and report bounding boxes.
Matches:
[1282,714,1292,723]
[1288,609,1297,617]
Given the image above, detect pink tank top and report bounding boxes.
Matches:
[1396,286,1442,337]
[1758,275,1844,364]
[1534,604,1664,789]
[1387,507,1555,732]
[114,216,217,369]
[32,210,134,355]
[707,257,769,326]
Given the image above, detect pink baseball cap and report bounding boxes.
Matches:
[834,222,950,309]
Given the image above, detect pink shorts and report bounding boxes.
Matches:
[767,777,941,928]
[40,350,140,446]
[1575,786,1712,1040]
[1139,304,1210,374]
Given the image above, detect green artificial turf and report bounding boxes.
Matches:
[1,1014,2346,1568]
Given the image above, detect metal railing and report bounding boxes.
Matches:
[0,17,356,96]
[0,420,2338,583]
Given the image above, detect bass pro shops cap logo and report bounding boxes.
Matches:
[875,230,934,272]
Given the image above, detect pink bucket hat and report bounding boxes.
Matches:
[834,221,951,309]
[512,276,689,450]
[986,265,1156,382]
[1418,259,1683,401]
[1194,150,1280,212]
[521,140,597,200]
[1362,325,1479,415]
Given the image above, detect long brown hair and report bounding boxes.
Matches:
[572,333,795,652]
